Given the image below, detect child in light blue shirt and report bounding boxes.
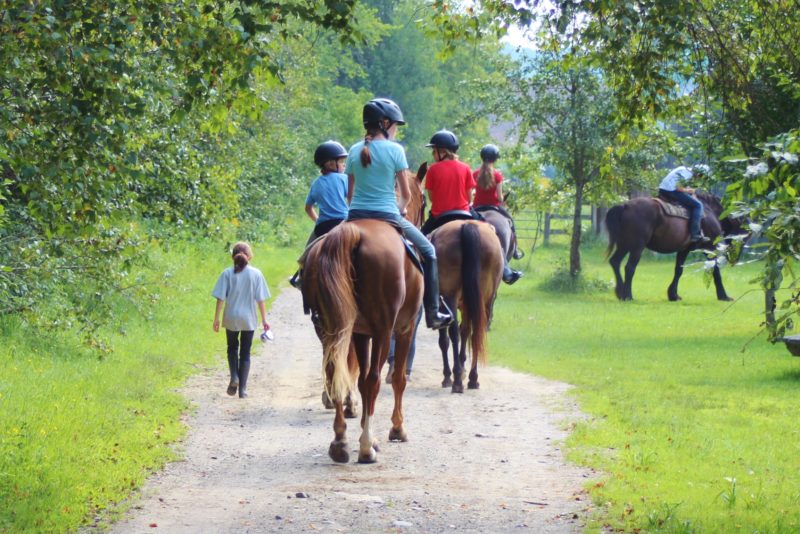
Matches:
[212,242,270,398]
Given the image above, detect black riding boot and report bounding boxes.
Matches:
[289,269,301,289]
[226,354,239,396]
[238,359,251,398]
[423,259,453,330]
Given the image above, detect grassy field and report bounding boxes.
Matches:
[0,240,296,533]
[3,230,799,533]
[492,237,800,532]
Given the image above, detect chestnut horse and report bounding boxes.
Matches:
[301,173,425,464]
[606,191,743,301]
[430,220,503,393]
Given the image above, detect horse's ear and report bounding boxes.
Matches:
[416,161,428,183]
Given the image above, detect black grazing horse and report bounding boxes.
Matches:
[606,192,744,301]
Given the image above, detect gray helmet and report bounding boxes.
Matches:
[425,129,460,152]
[363,98,406,127]
[480,144,500,162]
[691,163,710,177]
[314,140,348,167]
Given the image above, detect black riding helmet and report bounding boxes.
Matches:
[314,140,348,167]
[425,129,460,152]
[480,144,500,162]
[363,98,406,127]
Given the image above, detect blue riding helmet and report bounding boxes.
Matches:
[314,140,348,167]
[363,98,406,127]
[425,129,460,152]
[480,144,500,162]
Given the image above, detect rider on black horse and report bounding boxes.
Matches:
[657,164,712,244]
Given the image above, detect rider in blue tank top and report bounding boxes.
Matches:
[346,140,407,214]
[345,98,452,331]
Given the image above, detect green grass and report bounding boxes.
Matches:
[494,239,800,532]
[0,240,297,533]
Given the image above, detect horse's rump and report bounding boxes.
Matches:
[303,220,422,400]
[433,220,502,365]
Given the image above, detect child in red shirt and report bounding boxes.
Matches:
[420,130,477,235]
[473,144,524,260]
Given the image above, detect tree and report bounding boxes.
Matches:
[0,1,367,334]
[433,0,800,329]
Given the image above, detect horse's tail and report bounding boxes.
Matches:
[460,223,488,365]
[316,223,360,403]
[605,204,624,258]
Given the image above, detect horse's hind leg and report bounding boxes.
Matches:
[355,332,385,463]
[668,249,690,301]
[609,249,628,300]
[344,344,359,418]
[328,401,349,463]
[450,319,464,394]
[439,328,452,388]
[440,296,457,388]
[465,328,479,390]
[388,330,412,443]
[623,249,643,301]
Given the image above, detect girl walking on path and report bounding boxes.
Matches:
[212,242,271,398]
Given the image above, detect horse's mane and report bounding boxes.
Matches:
[695,191,723,214]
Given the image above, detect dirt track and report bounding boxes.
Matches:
[108,288,595,533]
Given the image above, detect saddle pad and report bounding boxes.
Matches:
[653,197,690,219]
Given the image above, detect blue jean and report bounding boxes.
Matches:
[659,189,704,236]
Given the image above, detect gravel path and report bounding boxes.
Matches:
[108,288,595,533]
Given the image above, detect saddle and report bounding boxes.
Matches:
[297,219,423,274]
[425,210,476,237]
[653,196,690,220]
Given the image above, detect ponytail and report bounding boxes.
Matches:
[231,241,253,273]
[360,134,373,167]
[476,161,495,191]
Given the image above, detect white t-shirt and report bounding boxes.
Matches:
[659,166,693,191]
[212,265,270,331]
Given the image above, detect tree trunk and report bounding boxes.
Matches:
[569,183,584,276]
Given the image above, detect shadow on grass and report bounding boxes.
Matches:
[772,367,800,384]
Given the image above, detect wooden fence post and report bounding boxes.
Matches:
[543,213,551,245]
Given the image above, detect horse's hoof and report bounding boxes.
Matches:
[451,383,464,394]
[668,295,682,302]
[328,441,349,463]
[358,448,378,464]
[720,296,734,302]
[321,391,334,409]
[468,380,479,390]
[441,377,452,388]
[344,406,358,419]
[389,427,408,442]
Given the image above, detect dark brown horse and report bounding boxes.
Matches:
[430,220,503,393]
[606,192,743,301]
